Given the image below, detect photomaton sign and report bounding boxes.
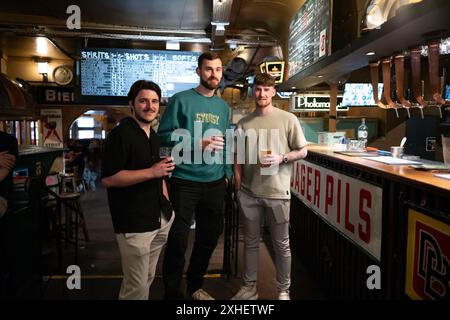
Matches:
[290,93,348,112]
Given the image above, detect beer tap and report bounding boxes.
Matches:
[381,58,401,118]
[394,54,412,118]
[370,62,389,110]
[427,41,445,118]
[410,47,426,119]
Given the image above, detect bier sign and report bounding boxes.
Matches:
[290,93,347,112]
[37,86,75,104]
[291,160,382,260]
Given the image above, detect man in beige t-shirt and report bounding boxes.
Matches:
[232,73,307,300]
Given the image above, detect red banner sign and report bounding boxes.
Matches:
[290,160,382,260]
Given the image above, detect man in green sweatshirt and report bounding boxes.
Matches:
[158,51,232,300]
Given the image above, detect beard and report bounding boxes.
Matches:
[200,76,220,90]
[256,98,271,109]
[133,107,155,124]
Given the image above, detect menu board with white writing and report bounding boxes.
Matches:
[288,0,330,77]
[80,49,200,97]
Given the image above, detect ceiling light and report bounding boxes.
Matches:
[37,61,49,82]
[166,41,180,50]
[211,22,229,31]
[366,51,376,56]
[36,37,48,55]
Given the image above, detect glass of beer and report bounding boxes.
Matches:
[159,146,172,159]
[259,149,272,167]
[211,135,224,156]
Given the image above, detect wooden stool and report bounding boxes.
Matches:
[59,173,77,193]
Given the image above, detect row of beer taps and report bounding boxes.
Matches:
[370,41,448,119]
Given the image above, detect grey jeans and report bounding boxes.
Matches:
[236,189,291,292]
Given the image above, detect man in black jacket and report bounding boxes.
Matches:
[101,80,175,300]
[0,130,18,298]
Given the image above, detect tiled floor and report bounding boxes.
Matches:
[41,185,325,300]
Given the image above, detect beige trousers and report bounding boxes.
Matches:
[116,213,174,300]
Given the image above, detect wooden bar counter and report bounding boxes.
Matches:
[289,144,449,300]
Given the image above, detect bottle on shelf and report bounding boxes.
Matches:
[357,118,368,149]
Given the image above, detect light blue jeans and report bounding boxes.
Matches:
[83,168,98,191]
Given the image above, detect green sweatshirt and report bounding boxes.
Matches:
[158,89,233,182]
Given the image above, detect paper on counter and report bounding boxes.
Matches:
[433,173,450,180]
[361,156,422,165]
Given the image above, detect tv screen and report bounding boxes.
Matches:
[445,84,450,100]
[79,48,200,98]
[288,0,330,77]
[342,83,383,106]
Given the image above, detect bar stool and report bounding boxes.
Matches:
[59,172,77,194]
[55,173,89,270]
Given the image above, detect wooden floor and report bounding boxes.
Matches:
[41,185,324,300]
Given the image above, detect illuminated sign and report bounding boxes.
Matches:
[260,61,285,84]
[405,208,449,300]
[290,93,348,112]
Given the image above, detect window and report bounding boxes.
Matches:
[78,130,94,139]
[77,117,95,128]
[74,116,95,139]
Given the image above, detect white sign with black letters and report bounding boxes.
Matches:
[290,159,382,260]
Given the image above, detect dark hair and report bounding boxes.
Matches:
[127,80,161,104]
[197,51,221,68]
[254,73,275,87]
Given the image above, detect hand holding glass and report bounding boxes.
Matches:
[159,147,173,159]
[259,150,272,167]
[159,147,174,177]
[203,135,224,154]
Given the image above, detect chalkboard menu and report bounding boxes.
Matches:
[80,48,200,97]
[288,0,330,77]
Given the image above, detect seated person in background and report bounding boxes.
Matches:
[65,141,87,191]
[83,150,100,191]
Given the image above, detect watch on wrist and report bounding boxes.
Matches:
[283,154,288,164]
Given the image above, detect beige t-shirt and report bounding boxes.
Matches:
[236,107,307,199]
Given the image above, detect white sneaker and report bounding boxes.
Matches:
[231,285,258,300]
[278,291,290,300]
[191,289,215,300]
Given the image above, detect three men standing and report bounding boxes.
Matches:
[103,55,307,301]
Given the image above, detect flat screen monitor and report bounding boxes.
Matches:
[445,84,450,100]
[79,48,200,98]
[342,83,383,107]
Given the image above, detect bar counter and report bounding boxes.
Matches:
[306,145,450,193]
[289,144,449,300]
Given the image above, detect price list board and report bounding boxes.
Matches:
[80,49,200,97]
[288,0,330,77]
